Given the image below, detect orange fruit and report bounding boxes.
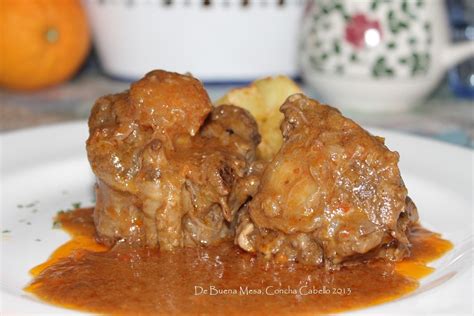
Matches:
[0,0,91,90]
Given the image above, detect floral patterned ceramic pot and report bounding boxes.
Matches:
[300,0,474,112]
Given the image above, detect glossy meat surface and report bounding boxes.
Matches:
[236,94,418,268]
[87,70,260,250]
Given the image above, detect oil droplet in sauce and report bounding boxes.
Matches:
[25,208,452,315]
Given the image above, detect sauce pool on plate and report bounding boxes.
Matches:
[25,208,452,315]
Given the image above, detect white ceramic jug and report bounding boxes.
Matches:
[300,0,474,112]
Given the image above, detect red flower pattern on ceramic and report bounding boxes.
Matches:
[345,14,382,49]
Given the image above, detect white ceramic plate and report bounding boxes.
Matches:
[1,122,473,315]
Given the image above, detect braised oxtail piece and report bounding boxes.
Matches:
[87,70,260,250]
[235,94,418,268]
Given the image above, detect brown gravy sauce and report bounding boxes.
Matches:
[25,208,452,315]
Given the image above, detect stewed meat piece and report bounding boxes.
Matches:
[235,94,418,268]
[87,70,260,250]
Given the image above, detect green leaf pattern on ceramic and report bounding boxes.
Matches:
[302,0,432,78]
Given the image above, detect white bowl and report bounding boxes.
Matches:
[84,0,305,81]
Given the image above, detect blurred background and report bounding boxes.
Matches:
[0,0,473,147]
